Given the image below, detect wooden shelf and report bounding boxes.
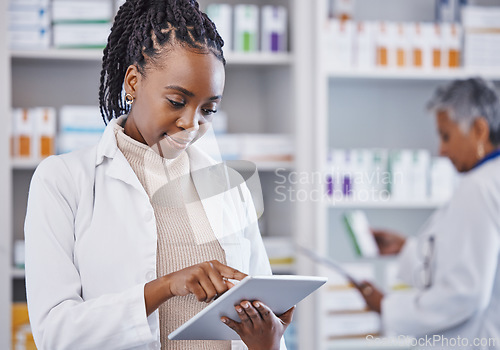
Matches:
[11,49,293,66]
[325,67,500,81]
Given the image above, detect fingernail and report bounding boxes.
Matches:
[242,302,250,308]
[254,302,260,307]
[221,318,228,323]
[236,306,243,313]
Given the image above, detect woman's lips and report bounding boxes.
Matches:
[163,134,193,149]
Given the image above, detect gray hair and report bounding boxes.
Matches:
[427,78,500,146]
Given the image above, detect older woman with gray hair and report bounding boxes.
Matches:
[355,78,500,349]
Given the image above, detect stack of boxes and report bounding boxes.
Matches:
[8,0,113,50]
[462,6,500,68]
[10,106,105,161]
[8,0,51,49]
[206,4,288,54]
[11,107,56,160]
[52,0,112,48]
[318,264,381,340]
[324,20,463,70]
[325,149,458,203]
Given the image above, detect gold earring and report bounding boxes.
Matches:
[125,93,134,105]
[477,143,485,159]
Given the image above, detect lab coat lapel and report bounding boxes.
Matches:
[95,118,147,194]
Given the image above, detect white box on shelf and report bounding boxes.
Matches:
[353,21,376,70]
[263,236,295,267]
[33,107,56,159]
[462,5,500,29]
[442,23,462,68]
[394,22,411,68]
[322,312,381,339]
[12,108,34,159]
[324,19,353,69]
[409,22,431,69]
[9,0,49,6]
[206,4,232,52]
[375,21,397,68]
[58,105,105,154]
[14,240,25,269]
[430,157,458,202]
[8,27,50,49]
[428,23,444,69]
[388,149,430,201]
[52,0,113,22]
[241,134,293,162]
[8,5,50,28]
[234,5,259,53]
[261,5,287,53]
[53,22,111,48]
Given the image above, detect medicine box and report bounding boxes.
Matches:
[53,22,111,48]
[51,0,113,22]
[206,4,233,52]
[234,5,259,52]
[261,5,287,53]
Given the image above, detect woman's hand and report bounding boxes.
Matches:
[221,301,295,350]
[144,260,246,316]
[166,260,247,301]
[354,280,384,313]
[372,229,406,255]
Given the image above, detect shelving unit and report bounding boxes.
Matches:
[294,1,500,350]
[326,67,500,81]
[11,49,294,66]
[1,1,12,348]
[4,1,303,349]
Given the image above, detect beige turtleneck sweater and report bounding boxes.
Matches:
[114,121,231,350]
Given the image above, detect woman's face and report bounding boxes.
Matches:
[124,45,225,158]
[436,109,481,173]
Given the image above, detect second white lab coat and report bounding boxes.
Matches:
[24,118,286,350]
[382,156,500,349]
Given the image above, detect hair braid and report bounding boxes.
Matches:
[99,0,225,123]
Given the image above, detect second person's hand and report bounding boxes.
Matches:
[372,229,407,255]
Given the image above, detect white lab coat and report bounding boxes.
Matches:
[24,118,286,350]
[382,156,500,349]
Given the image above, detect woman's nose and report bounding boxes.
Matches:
[176,110,200,131]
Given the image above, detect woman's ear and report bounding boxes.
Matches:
[124,65,140,95]
[471,117,490,143]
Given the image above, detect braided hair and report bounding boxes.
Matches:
[99,0,225,124]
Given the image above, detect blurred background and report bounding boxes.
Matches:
[1,0,500,349]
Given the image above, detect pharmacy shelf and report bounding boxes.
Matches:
[326,338,412,350]
[254,161,294,171]
[11,158,42,170]
[10,49,293,66]
[327,199,447,209]
[10,157,293,171]
[325,67,500,81]
[270,263,295,275]
[11,268,25,279]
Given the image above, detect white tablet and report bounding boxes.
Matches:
[168,275,327,340]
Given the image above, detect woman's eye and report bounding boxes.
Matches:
[168,99,185,107]
[202,109,217,116]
